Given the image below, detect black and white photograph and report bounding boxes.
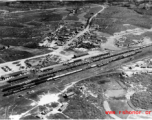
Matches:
[0,0,152,119]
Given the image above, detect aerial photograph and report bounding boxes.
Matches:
[1,0,152,119]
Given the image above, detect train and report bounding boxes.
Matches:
[2,73,56,92]
[63,59,82,65]
[3,84,37,97]
[2,63,98,96]
[72,52,89,58]
[91,52,110,59]
[1,47,144,97]
[7,75,29,83]
[40,67,53,72]
[2,77,50,96]
[1,48,142,83]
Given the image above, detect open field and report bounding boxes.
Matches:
[94,6,152,35]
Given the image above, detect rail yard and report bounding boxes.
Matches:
[1,1,152,119]
[0,44,150,97]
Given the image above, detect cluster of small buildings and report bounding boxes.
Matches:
[121,59,152,77]
[115,36,143,48]
[25,54,60,70]
[113,27,152,48]
[0,53,61,82]
[39,22,85,49]
[36,92,75,118]
[69,32,102,51]
[0,60,28,81]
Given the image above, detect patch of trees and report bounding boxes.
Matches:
[130,92,152,109]
[77,42,96,49]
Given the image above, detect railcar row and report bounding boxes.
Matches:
[1,47,143,84]
[2,63,99,97]
[1,47,145,97]
[1,43,150,83]
[4,49,139,87]
[3,49,142,86]
[1,73,56,92]
[2,49,142,97]
[7,75,29,83]
[41,44,150,75]
[40,67,53,72]
[97,50,142,67]
[1,78,36,92]
[0,71,25,81]
[3,84,37,97]
[2,77,50,96]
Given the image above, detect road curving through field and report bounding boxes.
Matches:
[103,101,122,119]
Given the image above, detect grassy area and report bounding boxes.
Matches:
[0,49,33,62]
[65,15,79,21]
[84,6,102,18]
[49,113,67,119]
[108,99,131,119]
[134,8,152,16]
[94,6,152,34]
[0,2,62,11]
[40,13,62,22]
[0,5,66,50]
[63,94,104,119]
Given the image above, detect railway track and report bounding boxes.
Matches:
[1,49,142,97]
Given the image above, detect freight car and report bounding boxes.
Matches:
[2,77,39,92]
[7,75,29,83]
[40,67,53,72]
[38,73,55,80]
[1,48,144,97]
[3,84,36,97]
[8,71,23,78]
[2,79,48,97]
[63,59,82,65]
[91,52,110,59]
[2,84,23,92]
[38,70,54,78]
[47,68,83,80]
[73,52,89,58]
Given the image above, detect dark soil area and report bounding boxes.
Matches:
[0,49,33,62]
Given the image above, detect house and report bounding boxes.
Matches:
[62,92,74,98]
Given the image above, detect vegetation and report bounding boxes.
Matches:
[63,95,105,119]
[134,8,152,15]
[0,49,33,62]
[130,91,152,109]
[51,113,67,119]
[93,6,152,34]
[84,6,103,18]
[125,74,152,86]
